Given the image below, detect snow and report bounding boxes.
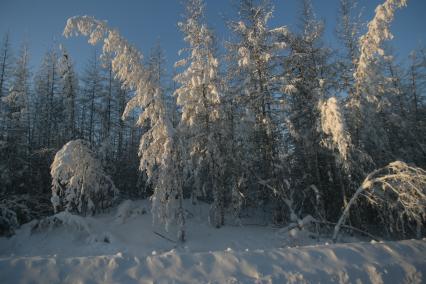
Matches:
[0,200,425,283]
[2,1,425,282]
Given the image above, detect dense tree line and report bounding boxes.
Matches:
[1,0,425,240]
[0,37,146,200]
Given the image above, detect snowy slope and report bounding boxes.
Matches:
[0,200,425,283]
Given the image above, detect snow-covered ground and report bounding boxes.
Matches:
[0,200,425,283]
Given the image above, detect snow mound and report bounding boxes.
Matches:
[0,239,424,283]
[31,211,92,235]
[114,200,146,224]
[0,200,424,283]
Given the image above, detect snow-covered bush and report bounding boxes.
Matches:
[0,194,51,237]
[31,211,92,235]
[51,139,119,216]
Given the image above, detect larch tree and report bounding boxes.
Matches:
[63,16,186,241]
[226,0,288,215]
[406,49,426,167]
[174,0,226,227]
[407,49,426,133]
[0,32,13,96]
[280,0,342,219]
[81,49,104,145]
[336,0,362,98]
[59,45,78,141]
[352,0,407,165]
[336,0,363,150]
[0,32,14,139]
[0,43,31,194]
[33,48,62,149]
[101,60,113,143]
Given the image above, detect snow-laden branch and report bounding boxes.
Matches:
[64,16,145,95]
[64,16,174,179]
[333,161,426,242]
[354,0,407,98]
[319,97,352,163]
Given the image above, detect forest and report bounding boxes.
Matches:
[0,0,426,282]
[1,0,425,240]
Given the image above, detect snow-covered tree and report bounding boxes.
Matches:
[336,0,364,148]
[33,48,63,148]
[407,49,426,133]
[280,0,344,219]
[380,51,418,161]
[406,49,426,166]
[226,0,288,212]
[0,43,31,194]
[354,0,407,94]
[336,0,362,95]
[351,0,407,162]
[100,57,114,144]
[64,16,186,241]
[80,49,104,144]
[0,32,14,131]
[59,44,78,140]
[0,34,14,187]
[174,0,225,227]
[51,139,118,216]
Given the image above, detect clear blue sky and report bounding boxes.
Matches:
[1,0,425,74]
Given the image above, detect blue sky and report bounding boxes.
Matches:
[1,0,425,74]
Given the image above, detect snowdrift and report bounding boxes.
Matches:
[0,239,425,283]
[0,200,424,283]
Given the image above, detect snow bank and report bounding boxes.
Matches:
[0,239,424,283]
[31,211,92,234]
[0,200,424,283]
